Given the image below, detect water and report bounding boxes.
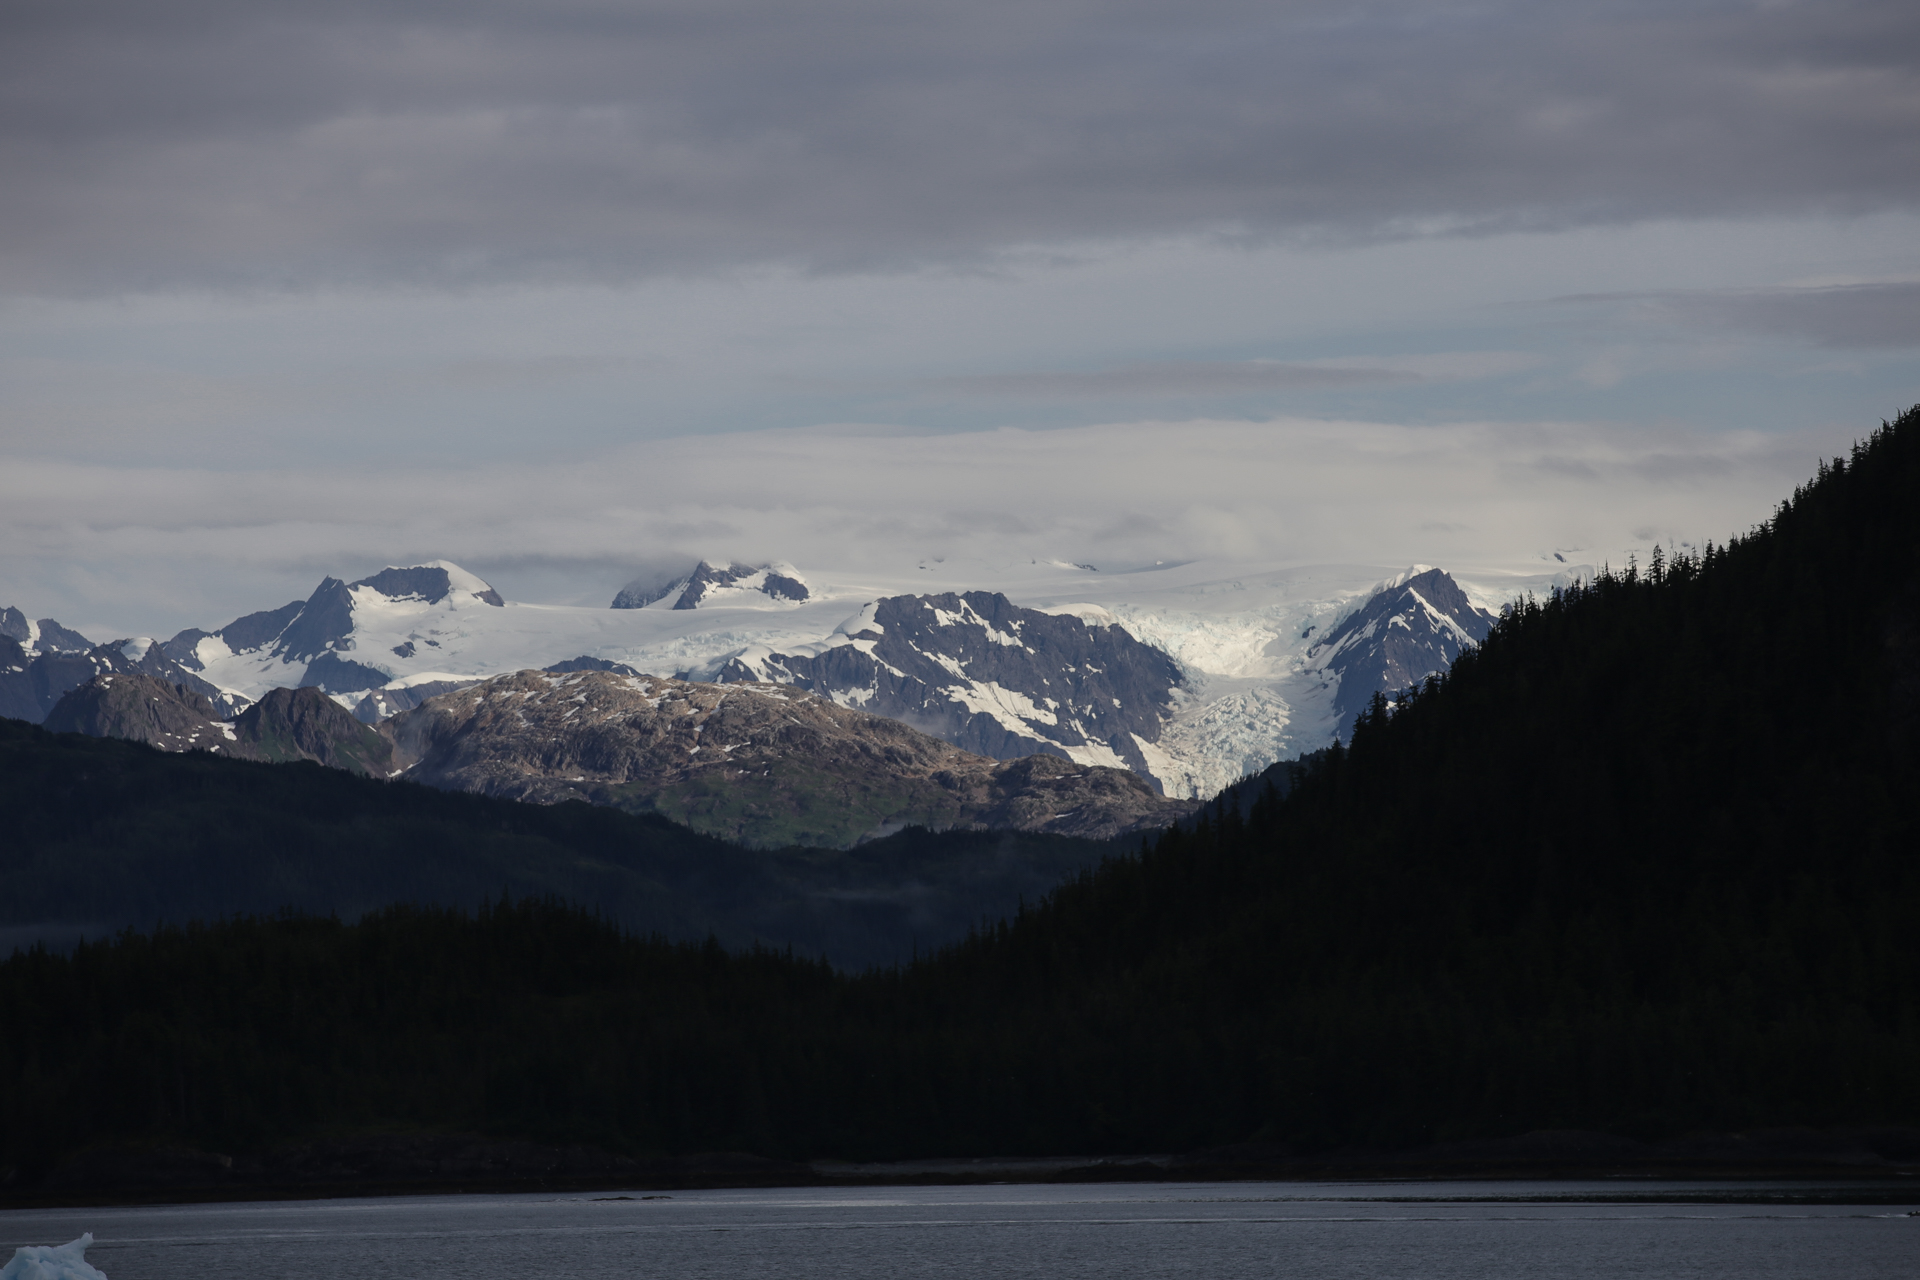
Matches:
[4,1181,1914,1279]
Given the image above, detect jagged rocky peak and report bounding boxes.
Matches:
[1,629,249,726]
[610,560,700,609]
[42,674,392,776]
[354,562,505,608]
[705,590,1186,788]
[231,686,394,775]
[612,560,809,610]
[0,606,93,657]
[1308,566,1498,738]
[42,672,232,752]
[164,561,503,672]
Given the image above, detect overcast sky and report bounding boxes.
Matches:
[3,0,1917,636]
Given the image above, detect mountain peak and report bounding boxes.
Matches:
[1309,566,1497,738]
[353,562,504,608]
[613,559,811,610]
[0,606,93,657]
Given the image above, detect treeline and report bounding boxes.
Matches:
[2,407,1917,1176]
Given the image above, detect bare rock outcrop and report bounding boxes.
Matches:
[385,669,1193,848]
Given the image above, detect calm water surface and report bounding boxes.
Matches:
[3,1180,1914,1279]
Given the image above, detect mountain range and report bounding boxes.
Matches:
[386,667,1187,846]
[1,629,246,724]
[0,713,1132,971]
[4,556,1526,801]
[44,676,393,776]
[42,668,1189,847]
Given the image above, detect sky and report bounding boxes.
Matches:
[3,0,1916,638]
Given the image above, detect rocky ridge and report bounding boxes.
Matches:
[14,559,1527,801]
[163,561,504,696]
[613,560,810,610]
[1305,567,1499,737]
[2,631,246,725]
[704,591,1186,787]
[0,607,92,657]
[385,668,1193,848]
[43,673,392,776]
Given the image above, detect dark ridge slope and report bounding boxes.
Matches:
[0,719,1119,971]
[42,676,397,776]
[227,686,395,775]
[42,674,232,751]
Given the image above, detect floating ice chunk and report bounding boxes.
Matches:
[1,1234,109,1280]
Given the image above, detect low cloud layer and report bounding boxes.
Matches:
[1557,281,1920,350]
[4,0,1917,294]
[1667,283,1920,349]
[2,2,1910,645]
[921,353,1543,400]
[0,415,1855,636]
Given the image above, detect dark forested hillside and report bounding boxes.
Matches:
[3,408,1917,1191]
[0,722,1121,970]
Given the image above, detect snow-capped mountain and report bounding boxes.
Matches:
[163,561,509,697]
[702,591,1185,788]
[614,560,811,610]
[24,554,1579,799]
[0,607,92,657]
[1,620,245,724]
[1304,566,1500,738]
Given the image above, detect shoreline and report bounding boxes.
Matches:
[5,1132,1918,1212]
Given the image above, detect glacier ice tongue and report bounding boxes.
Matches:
[1,1234,109,1280]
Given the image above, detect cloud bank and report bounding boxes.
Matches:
[0,415,1856,635]
[4,0,1917,294]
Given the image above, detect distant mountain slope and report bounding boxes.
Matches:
[166,559,507,696]
[42,674,235,752]
[0,634,245,725]
[31,557,1525,798]
[385,668,1192,848]
[1305,566,1497,737]
[0,608,92,656]
[706,591,1187,784]
[44,674,394,775]
[612,559,811,609]
[229,686,395,775]
[0,716,1121,970]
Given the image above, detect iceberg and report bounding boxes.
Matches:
[0,1235,108,1280]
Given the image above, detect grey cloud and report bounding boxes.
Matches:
[3,0,1917,295]
[921,352,1539,400]
[925,361,1411,399]
[1553,281,1920,349]
[1670,283,1920,349]
[1530,456,1603,482]
[0,416,1848,635]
